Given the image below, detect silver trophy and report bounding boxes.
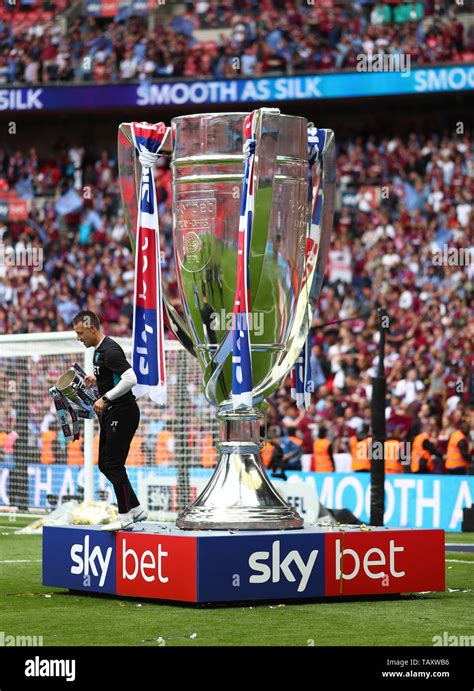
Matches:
[56,363,97,412]
[49,363,97,442]
[118,111,335,530]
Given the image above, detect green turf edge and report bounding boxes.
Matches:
[0,529,473,647]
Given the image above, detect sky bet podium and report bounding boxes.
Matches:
[43,523,445,603]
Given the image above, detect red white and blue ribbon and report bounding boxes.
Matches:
[130,122,169,405]
[291,126,327,410]
[231,111,257,409]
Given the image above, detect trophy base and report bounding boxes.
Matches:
[44,524,446,603]
[176,435,304,531]
[176,506,303,531]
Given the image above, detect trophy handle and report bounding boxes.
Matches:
[118,123,197,358]
[307,129,336,311]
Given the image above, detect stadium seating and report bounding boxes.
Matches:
[0,0,471,84]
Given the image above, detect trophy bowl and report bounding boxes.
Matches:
[56,368,97,410]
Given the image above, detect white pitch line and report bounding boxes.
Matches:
[446,559,474,564]
[0,559,42,564]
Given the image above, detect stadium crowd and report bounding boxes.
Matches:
[264,128,473,476]
[0,120,472,473]
[0,0,472,84]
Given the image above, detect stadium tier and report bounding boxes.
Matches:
[0,0,472,85]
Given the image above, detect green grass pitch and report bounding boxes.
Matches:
[1,516,473,647]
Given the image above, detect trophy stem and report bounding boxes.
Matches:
[176,409,304,530]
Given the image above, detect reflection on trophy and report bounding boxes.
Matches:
[118,110,335,530]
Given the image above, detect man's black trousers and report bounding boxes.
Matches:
[98,401,140,514]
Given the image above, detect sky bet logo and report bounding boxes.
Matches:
[70,535,112,588]
[334,538,405,582]
[325,530,445,596]
[116,533,197,601]
[43,528,197,601]
[42,526,445,603]
[249,541,319,593]
[122,539,168,583]
[42,527,117,594]
[197,533,326,600]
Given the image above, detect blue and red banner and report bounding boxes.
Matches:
[231,110,258,409]
[43,524,445,602]
[84,0,154,16]
[130,122,169,405]
[0,196,29,221]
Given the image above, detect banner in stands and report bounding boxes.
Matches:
[84,0,119,15]
[1,465,472,532]
[1,66,473,112]
[84,0,154,16]
[0,197,29,221]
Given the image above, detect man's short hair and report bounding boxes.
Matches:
[72,310,101,330]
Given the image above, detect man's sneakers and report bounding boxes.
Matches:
[131,506,148,523]
[101,514,134,531]
[100,506,148,531]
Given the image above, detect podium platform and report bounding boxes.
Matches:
[43,523,445,603]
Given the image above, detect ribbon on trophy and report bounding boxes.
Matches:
[48,363,96,442]
[130,122,169,405]
[231,110,257,409]
[290,126,327,410]
[48,387,81,442]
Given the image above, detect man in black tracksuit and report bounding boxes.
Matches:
[72,310,147,531]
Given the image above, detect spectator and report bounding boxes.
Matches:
[394,367,425,405]
[119,49,138,80]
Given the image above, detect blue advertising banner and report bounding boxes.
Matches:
[1,65,472,112]
[197,531,326,601]
[1,464,472,531]
[286,471,474,533]
[42,524,445,602]
[84,0,153,16]
[43,526,116,593]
